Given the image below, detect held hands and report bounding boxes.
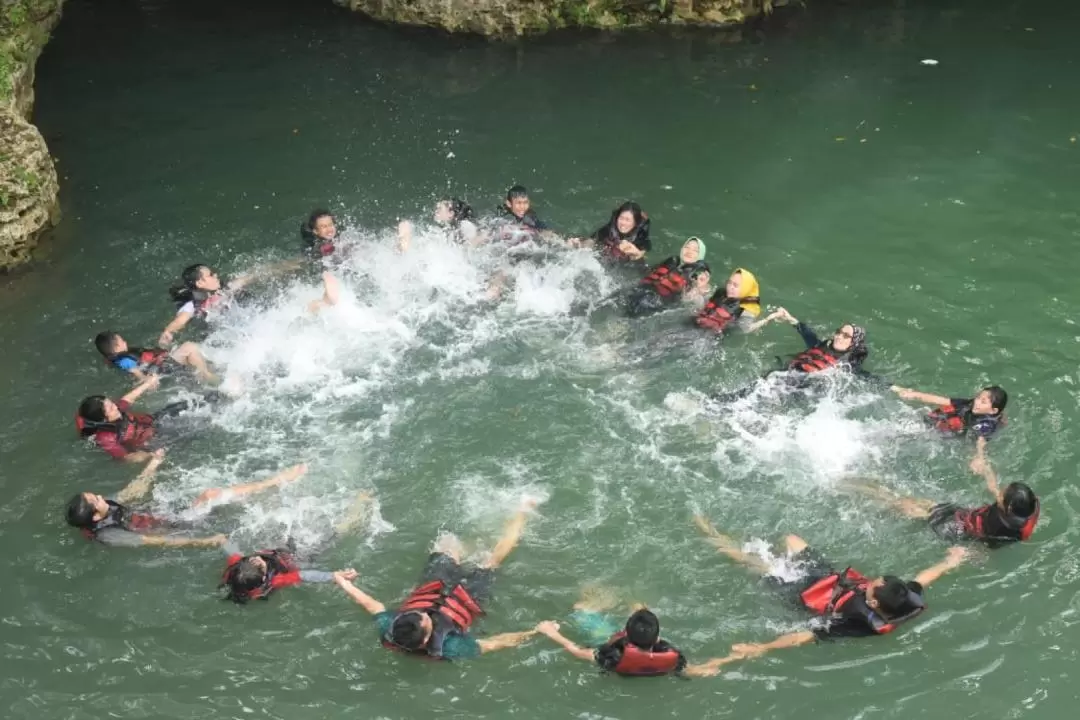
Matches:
[945,546,968,566]
[141,375,162,391]
[730,642,767,659]
[771,307,798,325]
[158,330,174,347]
[333,569,358,583]
[535,620,561,638]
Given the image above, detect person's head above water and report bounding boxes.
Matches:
[223,555,271,603]
[66,492,111,528]
[724,268,761,316]
[505,185,530,219]
[94,331,126,357]
[865,576,916,618]
[389,611,433,651]
[625,608,661,648]
[304,209,337,242]
[973,386,1007,415]
[679,237,706,265]
[611,201,644,236]
[78,395,122,426]
[830,323,866,354]
[1001,482,1037,519]
[690,265,712,294]
[434,198,474,226]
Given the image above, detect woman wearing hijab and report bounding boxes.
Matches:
[581,201,651,263]
[695,267,778,335]
[621,237,711,317]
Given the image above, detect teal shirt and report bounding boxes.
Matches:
[374,611,482,661]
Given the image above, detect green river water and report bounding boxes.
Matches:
[3,0,1079,717]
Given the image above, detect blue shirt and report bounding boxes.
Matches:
[114,356,139,372]
[373,611,482,661]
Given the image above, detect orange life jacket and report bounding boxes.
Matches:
[221,549,302,603]
[961,500,1040,542]
[381,580,484,659]
[696,294,756,333]
[788,346,840,373]
[928,403,1006,438]
[640,261,690,298]
[604,631,683,676]
[75,407,156,450]
[799,568,925,635]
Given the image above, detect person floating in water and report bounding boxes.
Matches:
[397,198,479,252]
[332,499,540,661]
[490,185,556,247]
[694,267,778,335]
[76,375,173,462]
[159,264,246,346]
[95,330,217,384]
[300,209,341,259]
[892,384,1007,460]
[534,588,744,677]
[618,237,711,317]
[692,516,967,656]
[221,490,374,604]
[65,455,306,548]
[573,201,651,264]
[842,446,1039,548]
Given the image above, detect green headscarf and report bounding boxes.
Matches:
[683,236,707,261]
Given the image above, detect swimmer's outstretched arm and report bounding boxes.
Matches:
[476,629,539,655]
[774,307,819,348]
[682,653,747,677]
[744,309,787,333]
[890,386,951,405]
[913,546,968,588]
[115,449,167,504]
[534,621,595,662]
[191,463,308,507]
[159,312,193,346]
[729,630,817,659]
[333,572,385,615]
[120,375,160,406]
[140,533,227,548]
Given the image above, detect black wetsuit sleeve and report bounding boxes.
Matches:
[794,322,822,349]
[94,528,148,547]
[594,642,622,671]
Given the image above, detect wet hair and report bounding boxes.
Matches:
[66,493,96,528]
[442,198,474,225]
[625,608,660,648]
[689,262,711,282]
[169,264,209,303]
[983,385,1008,413]
[94,331,121,357]
[389,612,428,650]
[301,209,335,244]
[875,576,912,617]
[78,395,108,424]
[223,557,269,604]
[506,185,528,202]
[1003,482,1037,518]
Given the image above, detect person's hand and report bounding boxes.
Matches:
[535,620,561,637]
[142,375,161,391]
[334,569,358,582]
[566,237,583,248]
[946,546,968,566]
[192,488,223,507]
[158,331,174,347]
[148,448,166,465]
[774,307,797,325]
[731,642,766,658]
[969,456,987,475]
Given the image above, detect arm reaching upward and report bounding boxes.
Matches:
[914,547,968,588]
[115,449,167,504]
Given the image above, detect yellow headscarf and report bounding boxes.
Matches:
[732,267,761,317]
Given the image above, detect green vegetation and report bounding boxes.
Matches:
[0,0,62,105]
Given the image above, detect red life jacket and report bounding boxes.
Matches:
[81,500,165,541]
[788,346,840,373]
[696,294,757,333]
[190,290,224,317]
[799,568,925,635]
[640,262,689,298]
[106,347,170,373]
[380,580,484,659]
[75,406,156,450]
[928,403,1006,438]
[960,500,1040,542]
[605,632,683,677]
[221,549,302,602]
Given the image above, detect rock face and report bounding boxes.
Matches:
[335,0,784,35]
[0,0,63,271]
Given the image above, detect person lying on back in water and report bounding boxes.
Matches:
[535,588,744,678]
[692,516,967,657]
[617,237,711,317]
[843,444,1039,548]
[65,456,305,548]
[892,384,1007,461]
[332,500,540,661]
[95,330,217,384]
[221,490,374,604]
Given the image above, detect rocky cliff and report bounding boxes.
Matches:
[335,0,785,35]
[0,0,62,270]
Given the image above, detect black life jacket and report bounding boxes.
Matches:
[696,292,758,333]
[958,501,1040,543]
[800,568,925,635]
[380,580,484,660]
[597,214,650,261]
[604,632,683,677]
[82,500,164,541]
[928,402,1006,438]
[221,549,302,603]
[106,347,170,373]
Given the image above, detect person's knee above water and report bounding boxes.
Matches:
[625,237,711,316]
[95,330,216,384]
[300,208,339,258]
[581,201,651,263]
[892,384,1007,440]
[76,376,162,462]
[695,267,776,335]
[773,307,869,373]
[332,500,540,662]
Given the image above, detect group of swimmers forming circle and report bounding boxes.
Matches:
[65,184,1040,675]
